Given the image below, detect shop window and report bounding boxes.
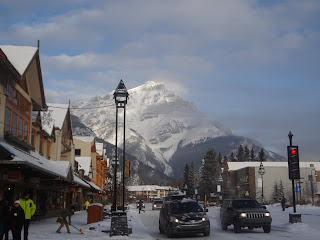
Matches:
[5,83,31,141]
[75,149,81,156]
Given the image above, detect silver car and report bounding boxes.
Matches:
[152,200,163,210]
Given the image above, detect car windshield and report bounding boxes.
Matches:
[233,200,261,209]
[154,201,163,204]
[169,202,203,214]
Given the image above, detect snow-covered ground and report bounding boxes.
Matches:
[24,203,320,240]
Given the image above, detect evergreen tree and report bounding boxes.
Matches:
[272,181,279,203]
[279,179,285,200]
[188,162,195,198]
[258,149,267,162]
[198,148,220,200]
[244,146,250,161]
[236,145,244,162]
[217,152,223,166]
[250,148,256,161]
[223,155,228,165]
[229,152,235,162]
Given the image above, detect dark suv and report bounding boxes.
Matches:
[220,198,272,233]
[159,198,210,238]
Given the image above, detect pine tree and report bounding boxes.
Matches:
[188,162,195,198]
[258,149,267,162]
[244,146,250,161]
[236,145,244,162]
[223,155,228,165]
[229,152,235,162]
[198,148,220,200]
[217,152,223,166]
[279,179,285,200]
[250,148,256,161]
[272,181,279,203]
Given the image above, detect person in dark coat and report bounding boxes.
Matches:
[0,193,10,240]
[56,206,75,233]
[11,201,25,240]
[138,200,144,214]
[281,196,286,211]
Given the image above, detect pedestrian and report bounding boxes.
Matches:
[0,193,10,240]
[19,192,35,240]
[138,200,144,214]
[281,196,286,211]
[56,206,75,233]
[84,200,90,211]
[11,201,25,240]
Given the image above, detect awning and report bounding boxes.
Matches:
[0,139,72,180]
[73,175,91,188]
[83,179,103,192]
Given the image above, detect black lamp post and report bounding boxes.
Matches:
[113,80,129,212]
[258,161,265,204]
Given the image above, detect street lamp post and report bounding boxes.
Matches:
[258,161,265,204]
[113,80,129,212]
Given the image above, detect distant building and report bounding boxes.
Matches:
[222,161,320,205]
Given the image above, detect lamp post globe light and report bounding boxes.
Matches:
[112,80,129,212]
[258,161,265,204]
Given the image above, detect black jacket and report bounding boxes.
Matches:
[11,206,25,230]
[0,199,10,223]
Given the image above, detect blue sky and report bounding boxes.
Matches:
[1,0,319,160]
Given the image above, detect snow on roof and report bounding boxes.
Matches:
[0,45,37,76]
[75,157,91,176]
[73,175,91,188]
[41,103,69,134]
[226,161,320,171]
[74,136,95,143]
[96,143,103,156]
[0,139,71,179]
[127,185,177,192]
[85,180,102,191]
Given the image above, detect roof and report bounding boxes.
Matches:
[73,175,91,188]
[127,185,178,192]
[0,45,38,76]
[85,180,102,191]
[0,139,71,180]
[75,157,91,176]
[226,161,320,171]
[96,143,104,156]
[41,103,69,135]
[74,136,95,143]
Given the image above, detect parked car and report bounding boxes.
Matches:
[152,200,164,210]
[220,198,272,233]
[159,198,210,238]
[136,200,145,208]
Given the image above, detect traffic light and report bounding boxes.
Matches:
[125,160,130,178]
[287,146,300,180]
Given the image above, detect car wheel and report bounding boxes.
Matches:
[166,224,174,238]
[203,231,210,236]
[159,221,164,234]
[263,225,271,233]
[233,223,241,233]
[221,220,227,230]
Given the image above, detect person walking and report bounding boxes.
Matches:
[56,206,75,233]
[19,192,35,240]
[138,200,144,214]
[84,200,90,211]
[10,201,25,240]
[0,193,10,240]
[281,196,286,211]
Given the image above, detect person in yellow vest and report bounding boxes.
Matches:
[19,192,35,240]
[84,200,90,211]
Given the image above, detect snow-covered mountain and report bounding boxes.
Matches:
[71,81,285,179]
